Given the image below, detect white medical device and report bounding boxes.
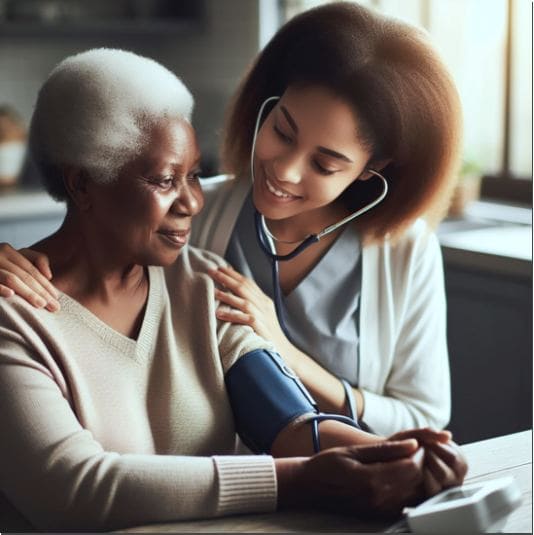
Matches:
[403,477,522,533]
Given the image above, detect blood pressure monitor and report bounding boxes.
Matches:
[387,477,522,533]
[406,477,522,533]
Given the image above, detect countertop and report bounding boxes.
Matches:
[438,201,532,278]
[0,188,65,220]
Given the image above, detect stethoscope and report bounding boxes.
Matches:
[249,96,389,437]
[250,95,388,339]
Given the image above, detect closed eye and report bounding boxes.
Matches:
[313,161,338,175]
[273,124,293,144]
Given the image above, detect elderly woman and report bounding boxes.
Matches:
[0,49,466,531]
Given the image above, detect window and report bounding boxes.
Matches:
[279,0,532,202]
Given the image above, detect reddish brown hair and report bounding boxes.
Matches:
[221,2,462,243]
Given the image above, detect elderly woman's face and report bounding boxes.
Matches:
[87,118,203,267]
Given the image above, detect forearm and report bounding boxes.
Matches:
[278,339,364,419]
[359,388,448,436]
[271,418,383,457]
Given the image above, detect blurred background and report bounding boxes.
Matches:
[0,0,531,444]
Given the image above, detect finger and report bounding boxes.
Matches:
[426,440,461,464]
[423,466,442,496]
[209,268,243,293]
[427,441,468,481]
[425,450,456,488]
[0,263,60,311]
[348,439,418,463]
[19,248,53,280]
[1,249,59,300]
[0,284,15,298]
[215,288,249,312]
[390,428,451,444]
[212,267,266,300]
[217,264,245,281]
[0,272,48,308]
[216,306,254,327]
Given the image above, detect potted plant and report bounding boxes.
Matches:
[0,105,27,190]
[448,158,483,217]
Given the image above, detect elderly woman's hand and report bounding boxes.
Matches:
[388,428,468,497]
[0,243,60,311]
[277,438,427,517]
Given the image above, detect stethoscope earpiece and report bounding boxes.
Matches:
[250,95,280,187]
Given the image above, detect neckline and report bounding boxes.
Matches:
[283,222,361,303]
[57,266,163,358]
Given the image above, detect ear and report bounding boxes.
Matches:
[358,159,392,181]
[62,166,91,210]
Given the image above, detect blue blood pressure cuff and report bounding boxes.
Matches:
[225,349,318,453]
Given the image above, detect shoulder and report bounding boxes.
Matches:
[185,245,228,272]
[0,294,63,364]
[164,246,227,283]
[362,219,442,290]
[0,293,51,329]
[366,219,439,260]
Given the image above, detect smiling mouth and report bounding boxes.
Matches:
[265,177,301,200]
[157,228,190,246]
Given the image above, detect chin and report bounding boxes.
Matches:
[252,188,298,221]
[143,248,184,267]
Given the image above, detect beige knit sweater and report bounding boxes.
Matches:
[0,246,277,531]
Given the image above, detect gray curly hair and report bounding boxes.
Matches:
[30,48,194,201]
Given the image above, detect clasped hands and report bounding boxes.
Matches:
[281,429,467,517]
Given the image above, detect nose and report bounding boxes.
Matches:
[273,152,304,185]
[170,182,202,217]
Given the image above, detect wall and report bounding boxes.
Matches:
[0,0,261,176]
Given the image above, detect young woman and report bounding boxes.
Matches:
[0,2,461,436]
[190,1,460,436]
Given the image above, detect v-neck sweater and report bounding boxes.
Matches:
[0,246,277,531]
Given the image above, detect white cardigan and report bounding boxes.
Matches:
[192,176,451,436]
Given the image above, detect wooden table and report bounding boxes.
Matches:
[121,431,532,533]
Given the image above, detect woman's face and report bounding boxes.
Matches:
[87,118,204,267]
[252,85,374,222]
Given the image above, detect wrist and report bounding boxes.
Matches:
[274,457,308,509]
[276,339,300,374]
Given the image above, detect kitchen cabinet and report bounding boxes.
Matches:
[439,220,532,444]
[0,0,204,37]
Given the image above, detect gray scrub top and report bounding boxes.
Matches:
[225,195,362,385]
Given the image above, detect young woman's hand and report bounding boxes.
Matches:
[0,243,60,311]
[388,428,467,497]
[277,439,427,517]
[210,265,291,354]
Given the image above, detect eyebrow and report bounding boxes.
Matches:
[280,105,299,134]
[279,105,354,164]
[317,147,353,163]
